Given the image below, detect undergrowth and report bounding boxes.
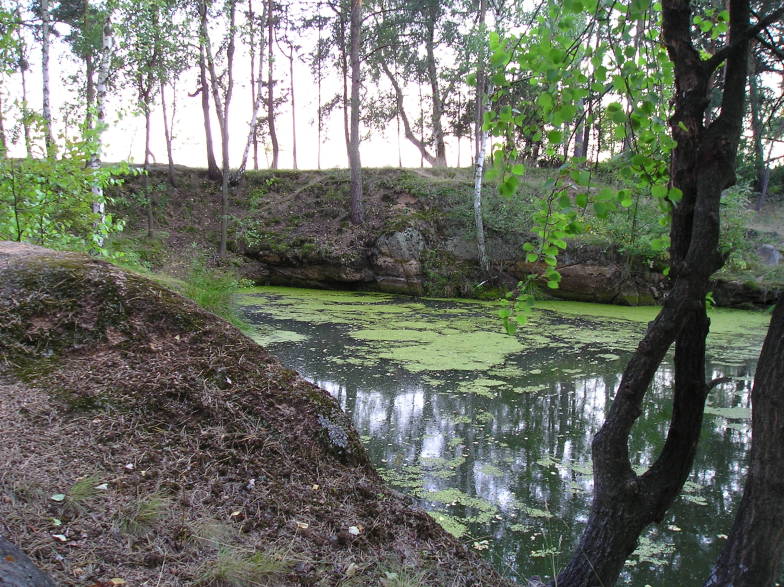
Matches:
[182,261,251,331]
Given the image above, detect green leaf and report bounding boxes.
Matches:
[537,92,554,112]
[651,183,668,199]
[510,163,525,176]
[526,253,538,263]
[547,130,564,144]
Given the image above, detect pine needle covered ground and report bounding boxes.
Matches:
[0,241,511,586]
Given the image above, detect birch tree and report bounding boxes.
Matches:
[88,11,114,245]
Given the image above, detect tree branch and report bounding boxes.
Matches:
[705,6,784,72]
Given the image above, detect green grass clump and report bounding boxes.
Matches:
[67,474,102,505]
[182,261,250,330]
[117,495,171,536]
[196,547,291,586]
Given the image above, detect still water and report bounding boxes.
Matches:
[235,286,769,585]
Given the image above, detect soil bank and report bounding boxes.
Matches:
[109,166,782,309]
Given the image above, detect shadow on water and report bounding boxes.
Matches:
[236,286,767,585]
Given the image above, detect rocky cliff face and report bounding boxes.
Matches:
[110,167,782,308]
[241,228,670,306]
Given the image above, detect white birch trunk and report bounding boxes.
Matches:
[89,15,114,247]
[473,129,489,273]
[237,5,267,178]
[41,0,54,156]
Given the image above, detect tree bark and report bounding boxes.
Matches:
[40,0,55,157]
[198,46,221,181]
[144,108,154,237]
[267,0,279,169]
[237,2,267,179]
[748,57,768,211]
[82,0,95,132]
[348,0,364,225]
[289,48,298,170]
[380,59,440,167]
[554,1,754,584]
[474,0,487,165]
[88,14,114,248]
[248,0,259,171]
[160,81,176,186]
[473,129,489,272]
[13,8,32,157]
[424,11,446,167]
[201,0,236,256]
[706,294,784,586]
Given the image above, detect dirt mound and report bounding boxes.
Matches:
[0,242,510,586]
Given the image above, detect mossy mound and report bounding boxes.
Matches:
[0,242,509,586]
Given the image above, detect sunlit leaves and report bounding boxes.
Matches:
[482,0,679,326]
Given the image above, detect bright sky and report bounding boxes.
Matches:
[5,12,473,171]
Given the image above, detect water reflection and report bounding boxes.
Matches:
[238,289,763,585]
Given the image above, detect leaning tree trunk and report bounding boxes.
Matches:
[424,16,447,167]
[706,294,784,586]
[198,47,221,181]
[380,59,440,167]
[554,0,752,584]
[160,81,176,186]
[348,0,363,225]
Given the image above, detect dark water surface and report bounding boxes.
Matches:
[236,286,769,585]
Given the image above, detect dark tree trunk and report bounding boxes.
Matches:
[267,0,279,169]
[706,295,784,586]
[424,14,446,167]
[348,0,363,225]
[199,47,222,181]
[380,59,440,167]
[554,1,755,584]
[0,535,57,586]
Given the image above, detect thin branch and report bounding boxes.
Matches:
[705,6,784,72]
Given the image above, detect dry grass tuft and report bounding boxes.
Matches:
[195,547,292,586]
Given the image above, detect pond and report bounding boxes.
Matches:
[235,286,770,585]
